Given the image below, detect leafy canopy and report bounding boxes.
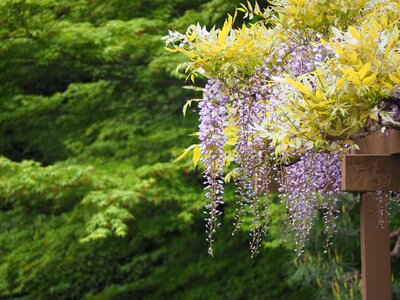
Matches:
[165,0,400,157]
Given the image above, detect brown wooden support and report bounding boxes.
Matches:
[354,129,400,155]
[342,129,400,300]
[342,155,400,192]
[360,193,391,300]
[342,155,394,299]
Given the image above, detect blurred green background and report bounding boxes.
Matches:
[1,1,400,299]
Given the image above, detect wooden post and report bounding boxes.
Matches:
[342,129,400,300]
[360,193,391,300]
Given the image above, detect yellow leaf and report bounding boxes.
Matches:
[180,48,196,59]
[246,0,253,11]
[350,52,358,64]
[174,144,198,162]
[336,77,346,91]
[369,113,378,121]
[254,1,261,14]
[341,68,362,86]
[285,76,311,97]
[314,89,325,102]
[358,62,370,79]
[218,14,233,46]
[334,43,343,55]
[287,6,297,15]
[389,73,400,84]
[192,145,201,167]
[372,19,382,31]
[349,26,362,41]
[224,168,238,183]
[362,73,377,85]
[382,16,388,28]
[383,81,394,89]
[165,47,179,53]
[298,0,306,6]
[369,28,379,39]
[186,32,196,42]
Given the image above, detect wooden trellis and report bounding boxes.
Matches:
[342,129,400,300]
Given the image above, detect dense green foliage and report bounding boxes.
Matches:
[1,1,399,299]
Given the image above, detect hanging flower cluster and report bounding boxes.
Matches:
[280,151,341,253]
[199,79,229,256]
[164,0,400,254]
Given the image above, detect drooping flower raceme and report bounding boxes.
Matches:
[231,84,271,256]
[199,78,229,256]
[280,152,341,254]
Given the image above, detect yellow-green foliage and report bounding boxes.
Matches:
[164,13,278,82]
[273,0,368,33]
[272,3,400,154]
[165,0,400,157]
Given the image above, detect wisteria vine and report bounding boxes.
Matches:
[166,0,400,255]
[199,38,341,254]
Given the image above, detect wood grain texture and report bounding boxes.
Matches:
[360,193,391,300]
[341,155,400,192]
[354,129,400,155]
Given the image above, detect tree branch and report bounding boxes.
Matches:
[347,119,400,140]
[382,120,400,130]
[230,86,255,98]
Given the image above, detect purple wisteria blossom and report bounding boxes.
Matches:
[197,34,344,256]
[231,84,272,256]
[280,151,341,254]
[199,78,229,256]
[391,105,400,122]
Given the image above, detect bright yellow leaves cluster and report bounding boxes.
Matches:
[166,0,400,160]
[272,0,367,33]
[165,13,277,83]
[266,0,400,155]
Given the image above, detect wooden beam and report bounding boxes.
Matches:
[341,154,400,192]
[354,129,400,155]
[343,129,400,300]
